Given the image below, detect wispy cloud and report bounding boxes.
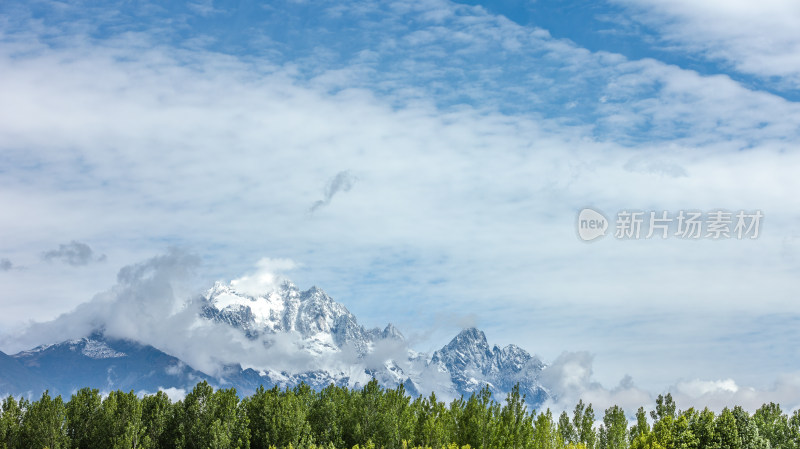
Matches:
[310,170,358,212]
[612,0,800,89]
[187,0,225,17]
[0,258,13,271]
[42,241,106,266]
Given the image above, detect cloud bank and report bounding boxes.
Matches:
[540,351,800,415]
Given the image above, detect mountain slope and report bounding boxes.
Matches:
[0,349,47,395]
[12,335,210,396]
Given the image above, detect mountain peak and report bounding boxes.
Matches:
[453,327,488,346]
[204,281,379,356]
[429,327,547,404]
[383,323,404,341]
[279,279,297,291]
[432,327,492,371]
[300,285,334,303]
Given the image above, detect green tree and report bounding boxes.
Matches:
[559,410,577,445]
[453,387,495,449]
[573,401,597,449]
[66,388,101,449]
[378,384,415,448]
[492,385,533,449]
[647,416,673,449]
[531,409,562,449]
[690,408,716,449]
[96,390,145,449]
[353,379,384,445]
[732,406,768,449]
[413,391,452,448]
[788,409,800,449]
[671,412,698,449]
[1,396,26,449]
[598,406,627,449]
[713,408,741,449]
[140,391,173,449]
[20,391,68,449]
[11,379,800,449]
[630,432,665,449]
[244,384,310,449]
[753,402,789,449]
[179,381,249,449]
[308,384,346,448]
[629,407,649,446]
[179,381,215,449]
[650,395,676,423]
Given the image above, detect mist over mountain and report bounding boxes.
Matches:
[5,252,800,414]
[0,251,551,406]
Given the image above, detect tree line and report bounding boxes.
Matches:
[1,380,799,449]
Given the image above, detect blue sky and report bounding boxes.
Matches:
[1,0,800,411]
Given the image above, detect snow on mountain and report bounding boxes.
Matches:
[430,328,549,405]
[199,280,548,405]
[16,337,126,360]
[201,281,400,357]
[2,280,550,407]
[79,338,127,359]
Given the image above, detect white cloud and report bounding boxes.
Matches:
[540,352,652,414]
[613,0,800,87]
[0,0,799,405]
[540,352,800,415]
[675,378,739,397]
[157,387,187,402]
[671,374,800,413]
[229,258,298,297]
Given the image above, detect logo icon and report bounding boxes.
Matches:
[577,208,608,241]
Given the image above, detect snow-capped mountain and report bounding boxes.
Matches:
[200,280,418,393]
[430,328,549,405]
[1,281,549,407]
[199,281,547,404]
[201,281,400,356]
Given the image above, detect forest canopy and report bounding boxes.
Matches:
[1,380,799,449]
